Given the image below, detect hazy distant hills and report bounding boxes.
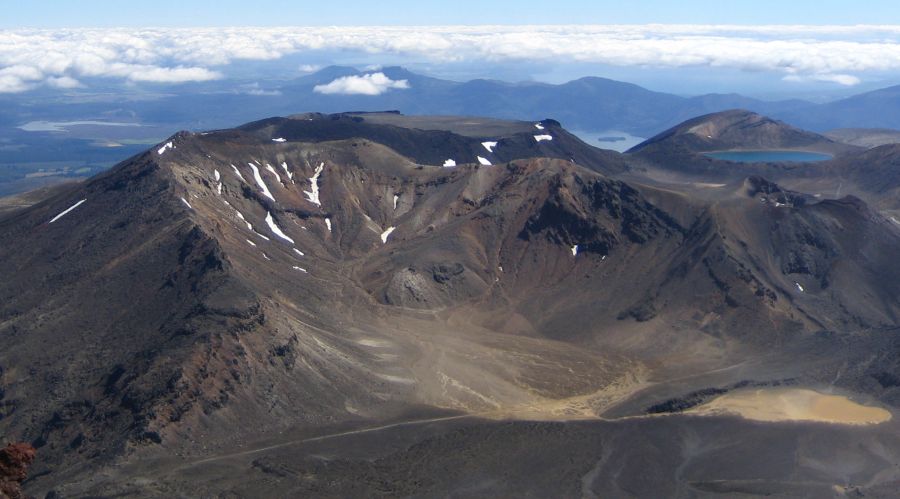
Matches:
[3,65,900,201]
[781,84,900,131]
[253,66,900,136]
[273,66,814,137]
[5,66,900,140]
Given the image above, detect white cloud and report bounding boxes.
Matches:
[298,64,322,73]
[245,88,281,96]
[124,65,221,83]
[0,75,31,93]
[0,65,40,92]
[45,75,82,88]
[819,74,862,86]
[783,72,862,86]
[237,82,282,96]
[314,72,410,95]
[2,25,900,92]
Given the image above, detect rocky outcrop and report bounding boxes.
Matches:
[0,443,35,499]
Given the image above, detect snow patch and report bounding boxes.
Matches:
[380,226,396,243]
[534,123,545,130]
[477,156,492,166]
[216,182,222,195]
[280,162,294,183]
[262,253,271,260]
[265,211,295,244]
[325,218,332,232]
[235,210,253,230]
[443,159,456,167]
[272,137,286,142]
[246,239,256,247]
[230,164,246,183]
[214,169,220,181]
[157,142,173,155]
[571,244,578,256]
[265,164,282,183]
[795,282,805,292]
[534,134,553,142]
[481,141,497,153]
[249,163,275,201]
[304,162,324,206]
[293,248,305,257]
[292,266,308,273]
[393,194,399,210]
[48,199,86,224]
[180,197,193,209]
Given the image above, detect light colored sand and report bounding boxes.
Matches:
[356,338,392,348]
[481,363,650,421]
[689,388,892,425]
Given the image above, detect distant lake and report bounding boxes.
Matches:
[570,129,646,153]
[703,150,832,163]
[18,121,143,132]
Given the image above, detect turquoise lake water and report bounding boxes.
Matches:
[703,150,832,163]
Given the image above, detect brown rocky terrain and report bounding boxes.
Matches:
[0,443,35,499]
[1,112,899,497]
[826,127,900,149]
[630,109,855,156]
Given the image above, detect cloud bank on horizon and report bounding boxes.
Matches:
[2,25,900,92]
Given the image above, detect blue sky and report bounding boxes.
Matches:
[5,0,900,27]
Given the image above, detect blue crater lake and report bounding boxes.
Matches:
[703,150,832,163]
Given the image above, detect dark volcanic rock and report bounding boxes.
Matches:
[1,112,899,498]
[630,109,852,156]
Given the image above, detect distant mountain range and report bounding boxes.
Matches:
[270,66,813,137]
[210,65,900,136]
[2,66,900,200]
[780,84,900,131]
[7,65,900,140]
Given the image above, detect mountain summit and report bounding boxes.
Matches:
[2,112,900,497]
[629,109,852,155]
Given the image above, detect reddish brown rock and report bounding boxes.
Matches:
[0,443,36,499]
